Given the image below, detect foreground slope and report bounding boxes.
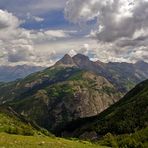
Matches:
[0,106,105,148]
[0,133,106,148]
[0,106,50,136]
[98,127,148,148]
[62,79,148,138]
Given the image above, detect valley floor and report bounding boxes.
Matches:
[0,133,106,148]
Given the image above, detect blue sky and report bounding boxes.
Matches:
[21,10,71,30]
[0,0,147,66]
[0,0,72,30]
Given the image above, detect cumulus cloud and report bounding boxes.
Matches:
[65,0,148,42]
[0,0,67,17]
[0,0,147,66]
[0,9,74,66]
[0,9,20,29]
[65,0,148,62]
[26,13,44,22]
[33,16,44,22]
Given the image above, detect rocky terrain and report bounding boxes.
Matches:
[61,79,148,140]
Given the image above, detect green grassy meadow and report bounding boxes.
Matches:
[0,133,106,148]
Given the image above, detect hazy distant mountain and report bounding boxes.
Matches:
[0,65,45,82]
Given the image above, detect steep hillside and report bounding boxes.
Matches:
[98,127,148,148]
[62,79,148,139]
[6,69,120,134]
[0,107,105,148]
[0,66,80,104]
[0,106,50,136]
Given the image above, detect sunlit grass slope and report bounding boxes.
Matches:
[0,133,107,148]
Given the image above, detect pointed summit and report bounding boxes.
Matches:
[72,54,91,67]
[73,53,89,61]
[55,54,76,67]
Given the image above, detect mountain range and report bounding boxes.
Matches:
[56,54,148,93]
[0,54,148,94]
[0,53,147,147]
[0,65,45,82]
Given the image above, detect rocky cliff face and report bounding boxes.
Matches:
[46,71,120,132]
[64,79,148,139]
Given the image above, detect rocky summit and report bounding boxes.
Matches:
[56,54,148,93]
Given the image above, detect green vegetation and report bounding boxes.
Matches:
[0,67,80,104]
[0,107,51,136]
[2,69,119,134]
[0,103,105,148]
[71,79,148,137]
[93,79,148,135]
[0,110,34,136]
[99,127,148,148]
[0,133,106,148]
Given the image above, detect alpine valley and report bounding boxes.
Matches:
[0,54,148,148]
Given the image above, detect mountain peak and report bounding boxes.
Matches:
[63,54,71,59]
[73,53,89,61]
[55,54,76,66]
[55,53,90,67]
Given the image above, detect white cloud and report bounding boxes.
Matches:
[26,13,44,22]
[45,30,69,38]
[65,0,148,42]
[0,0,67,17]
[33,16,44,22]
[65,0,148,63]
[0,9,20,29]
[0,9,80,66]
[68,49,77,56]
[0,0,148,67]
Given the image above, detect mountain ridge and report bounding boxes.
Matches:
[54,54,148,93]
[0,65,45,82]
